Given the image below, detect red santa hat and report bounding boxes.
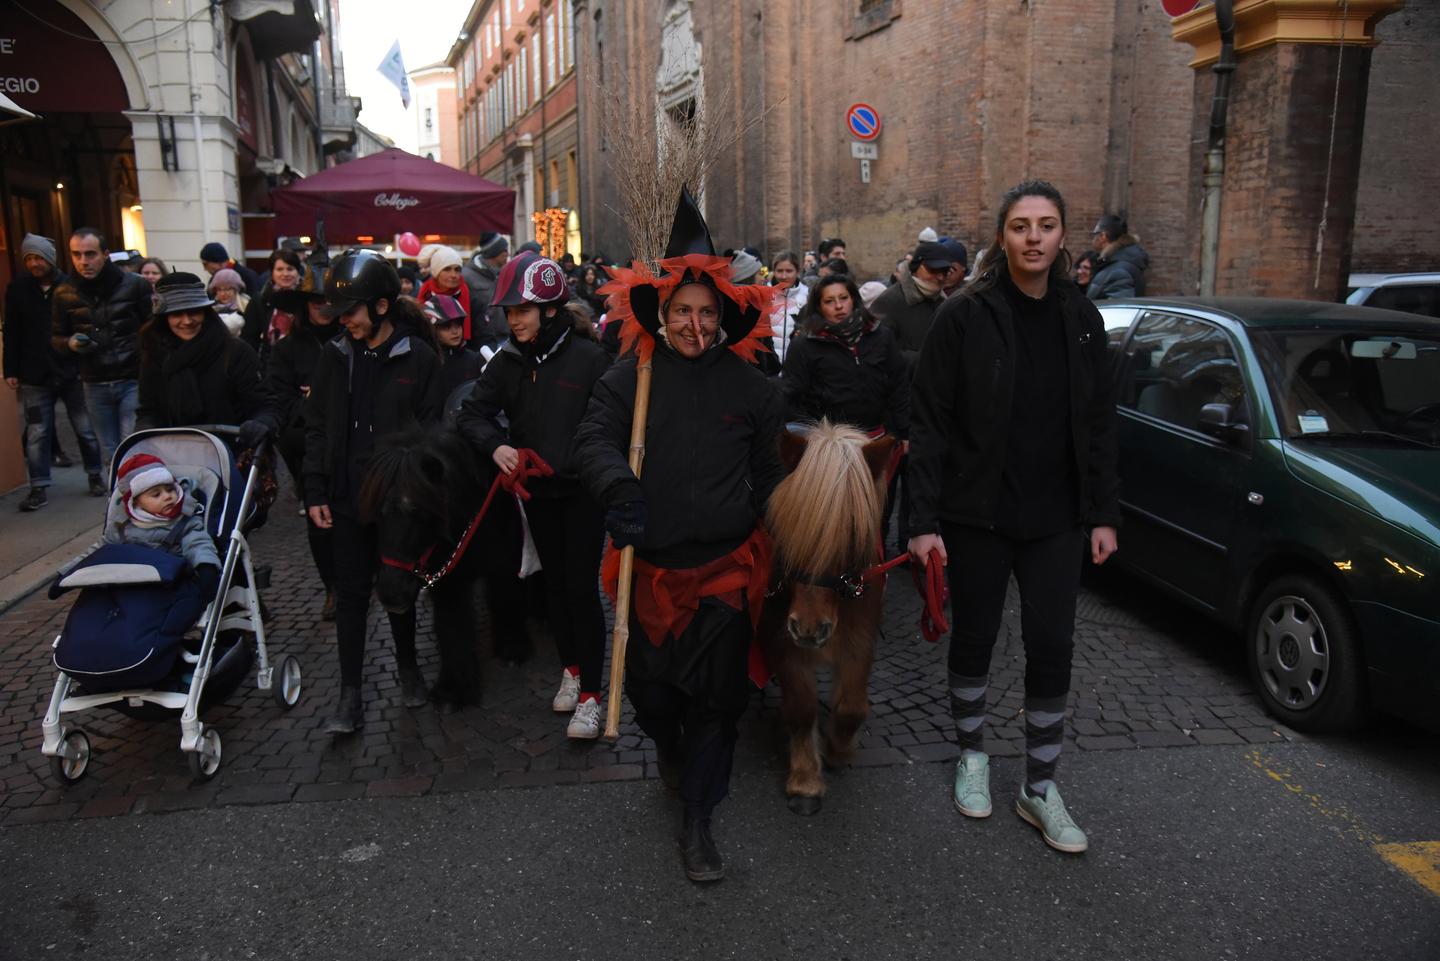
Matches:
[117,453,175,500]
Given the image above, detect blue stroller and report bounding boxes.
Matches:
[39,427,303,783]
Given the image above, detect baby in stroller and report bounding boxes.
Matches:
[105,452,221,597]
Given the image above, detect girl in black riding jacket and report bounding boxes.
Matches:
[907,180,1120,856]
[456,252,612,740]
[780,273,909,442]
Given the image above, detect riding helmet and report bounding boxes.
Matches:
[325,248,401,315]
[491,251,570,308]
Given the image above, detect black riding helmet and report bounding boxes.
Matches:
[325,248,401,319]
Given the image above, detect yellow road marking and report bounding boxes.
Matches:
[1244,749,1384,845]
[1246,749,1440,898]
[1376,842,1440,898]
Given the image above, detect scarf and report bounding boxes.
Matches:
[160,319,228,425]
[824,311,866,347]
[124,493,184,528]
[913,273,942,298]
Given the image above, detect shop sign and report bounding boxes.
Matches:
[0,0,129,113]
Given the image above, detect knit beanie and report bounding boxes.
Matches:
[429,246,463,274]
[417,243,442,273]
[730,250,762,284]
[479,233,508,259]
[117,453,175,500]
[859,280,887,308]
[21,233,57,267]
[208,268,244,293]
[199,242,230,263]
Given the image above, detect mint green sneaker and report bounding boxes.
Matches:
[952,752,992,818]
[1015,784,1088,853]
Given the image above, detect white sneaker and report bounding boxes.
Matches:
[552,669,581,713]
[567,698,602,739]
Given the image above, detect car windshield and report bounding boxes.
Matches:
[1250,327,1440,448]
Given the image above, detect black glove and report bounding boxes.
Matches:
[605,499,648,549]
[194,564,221,601]
[237,419,270,451]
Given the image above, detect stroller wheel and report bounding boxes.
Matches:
[187,726,223,781]
[51,729,91,784]
[272,655,303,710]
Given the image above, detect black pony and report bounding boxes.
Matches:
[359,424,531,709]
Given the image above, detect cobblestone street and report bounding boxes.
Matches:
[0,484,1297,827]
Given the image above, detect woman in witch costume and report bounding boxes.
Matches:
[457,252,612,739]
[573,190,785,884]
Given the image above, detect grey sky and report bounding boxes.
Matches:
[339,0,471,153]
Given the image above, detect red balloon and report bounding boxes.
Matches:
[398,232,421,257]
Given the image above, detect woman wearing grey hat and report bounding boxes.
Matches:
[135,272,266,434]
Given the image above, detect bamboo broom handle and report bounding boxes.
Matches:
[605,359,654,740]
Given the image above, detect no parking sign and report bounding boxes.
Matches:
[845,103,881,142]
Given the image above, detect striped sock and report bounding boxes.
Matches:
[1025,693,1068,794]
[949,671,988,754]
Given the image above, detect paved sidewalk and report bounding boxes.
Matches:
[0,483,1298,826]
[0,418,107,614]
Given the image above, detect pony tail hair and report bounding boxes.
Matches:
[766,420,884,576]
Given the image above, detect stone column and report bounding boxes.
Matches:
[1173,0,1405,300]
[126,111,243,274]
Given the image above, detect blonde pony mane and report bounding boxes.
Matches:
[766,420,885,576]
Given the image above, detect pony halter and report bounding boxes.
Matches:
[381,449,553,590]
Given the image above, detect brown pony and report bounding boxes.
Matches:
[759,420,895,815]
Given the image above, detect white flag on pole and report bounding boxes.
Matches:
[377,40,411,109]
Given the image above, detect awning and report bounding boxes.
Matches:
[270,148,515,236]
[0,90,38,128]
[228,0,322,59]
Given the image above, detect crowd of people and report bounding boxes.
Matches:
[3,181,1137,882]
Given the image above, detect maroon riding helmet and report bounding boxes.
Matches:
[491,251,571,308]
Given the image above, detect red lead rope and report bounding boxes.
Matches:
[856,548,950,643]
[381,448,553,589]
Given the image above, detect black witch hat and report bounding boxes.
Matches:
[664,186,716,258]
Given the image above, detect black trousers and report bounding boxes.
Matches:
[331,507,417,688]
[524,492,606,693]
[625,600,752,819]
[279,430,335,590]
[942,523,1084,700]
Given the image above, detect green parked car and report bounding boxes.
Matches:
[1097,298,1440,732]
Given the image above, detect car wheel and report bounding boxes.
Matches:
[1247,574,1366,732]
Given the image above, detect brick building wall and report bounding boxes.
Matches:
[1185,42,1372,301]
[1352,1,1440,275]
[575,1,1430,293]
[577,0,1197,286]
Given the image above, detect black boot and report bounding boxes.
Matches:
[656,741,683,793]
[323,685,363,734]
[397,665,429,708]
[680,814,724,883]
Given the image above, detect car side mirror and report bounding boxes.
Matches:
[1197,402,1249,445]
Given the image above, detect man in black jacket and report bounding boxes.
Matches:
[4,234,105,510]
[461,233,509,351]
[573,189,785,883]
[870,240,962,364]
[303,249,444,734]
[51,227,152,469]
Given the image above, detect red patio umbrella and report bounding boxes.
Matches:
[270,148,515,237]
